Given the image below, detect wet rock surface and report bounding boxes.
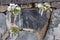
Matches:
[44,9,60,40]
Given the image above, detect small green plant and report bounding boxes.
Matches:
[10,25,20,35]
[35,3,52,16]
[35,3,52,12]
[7,3,21,35]
[7,3,21,16]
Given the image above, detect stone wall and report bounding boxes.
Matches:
[0,2,60,40]
[44,9,60,40]
[0,0,60,4]
[0,8,51,40]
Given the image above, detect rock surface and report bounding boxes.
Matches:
[16,31,37,40]
[0,8,48,40]
[44,9,60,40]
[11,8,47,30]
[7,8,48,40]
[20,8,47,30]
[0,13,7,38]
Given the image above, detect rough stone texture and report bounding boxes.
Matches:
[1,0,11,4]
[51,2,60,9]
[20,8,47,30]
[0,8,50,40]
[43,0,55,2]
[6,8,38,40]
[0,13,7,38]
[16,31,37,40]
[7,8,49,40]
[0,5,8,12]
[11,8,48,30]
[0,0,60,4]
[44,9,60,40]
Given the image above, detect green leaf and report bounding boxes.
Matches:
[12,8,19,16]
[11,27,20,35]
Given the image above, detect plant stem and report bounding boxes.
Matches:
[14,16,17,24]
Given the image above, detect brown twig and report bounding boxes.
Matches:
[14,16,17,24]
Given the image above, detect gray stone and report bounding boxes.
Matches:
[7,31,37,40]
[7,8,48,40]
[44,9,60,40]
[20,8,47,30]
[0,13,7,37]
[43,0,55,2]
[11,8,48,30]
[1,0,11,4]
[16,31,37,40]
[1,0,60,4]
